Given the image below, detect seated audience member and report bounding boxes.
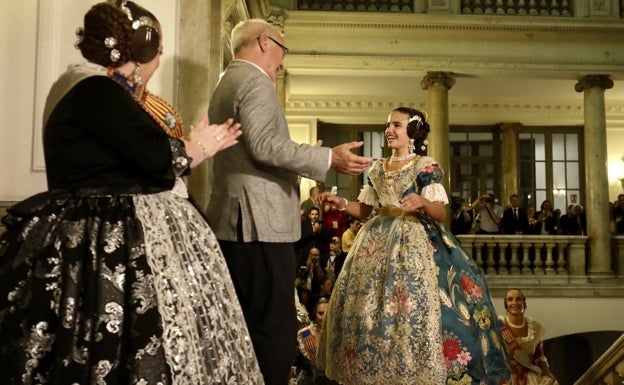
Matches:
[499,288,559,385]
[471,193,502,234]
[341,217,361,255]
[501,194,529,235]
[292,298,339,385]
[324,236,342,284]
[296,247,326,314]
[310,277,333,317]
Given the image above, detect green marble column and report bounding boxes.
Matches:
[500,122,522,204]
[421,72,455,230]
[575,75,614,279]
[420,71,455,192]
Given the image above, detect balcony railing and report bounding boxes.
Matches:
[455,234,624,294]
[456,234,588,278]
[295,0,580,16]
[460,0,573,16]
[297,0,414,12]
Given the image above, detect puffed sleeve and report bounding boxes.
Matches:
[417,157,449,205]
[357,161,381,207]
[357,179,379,207]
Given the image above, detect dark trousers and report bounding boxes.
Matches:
[219,239,297,385]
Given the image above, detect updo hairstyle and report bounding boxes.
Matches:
[77,1,160,68]
[392,106,431,156]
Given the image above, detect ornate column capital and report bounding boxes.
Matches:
[574,75,614,93]
[267,12,287,33]
[420,71,456,91]
[499,122,523,134]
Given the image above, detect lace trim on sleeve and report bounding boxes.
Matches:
[357,184,379,207]
[421,183,449,205]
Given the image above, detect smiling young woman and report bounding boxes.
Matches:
[500,288,559,385]
[316,106,510,385]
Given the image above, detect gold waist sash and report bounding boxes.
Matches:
[377,207,404,217]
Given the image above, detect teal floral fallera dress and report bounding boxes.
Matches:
[317,156,510,385]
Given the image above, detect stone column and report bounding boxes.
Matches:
[178,0,220,211]
[574,75,614,279]
[276,70,286,109]
[268,13,287,110]
[500,122,522,203]
[421,72,455,230]
[420,72,455,192]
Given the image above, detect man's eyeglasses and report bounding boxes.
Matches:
[266,35,289,55]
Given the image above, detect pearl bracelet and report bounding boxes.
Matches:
[196,140,208,157]
[338,197,349,211]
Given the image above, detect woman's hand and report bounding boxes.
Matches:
[316,192,342,207]
[185,115,242,167]
[400,193,447,222]
[399,193,427,212]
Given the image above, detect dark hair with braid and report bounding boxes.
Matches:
[121,1,161,63]
[77,2,160,68]
[391,106,430,156]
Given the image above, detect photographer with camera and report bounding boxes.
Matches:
[450,196,473,235]
[471,193,503,234]
[295,247,328,316]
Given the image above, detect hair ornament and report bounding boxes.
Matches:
[408,114,423,130]
[421,139,428,152]
[104,37,120,62]
[118,0,133,21]
[117,1,157,31]
[132,16,157,31]
[110,49,121,62]
[408,115,421,124]
[104,37,117,49]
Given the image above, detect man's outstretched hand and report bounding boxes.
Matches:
[331,141,373,175]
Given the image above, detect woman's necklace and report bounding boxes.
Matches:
[390,153,416,162]
[506,315,526,329]
[107,69,184,139]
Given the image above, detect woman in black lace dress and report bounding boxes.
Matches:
[0,2,263,384]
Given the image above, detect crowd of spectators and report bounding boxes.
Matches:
[292,186,361,384]
[448,193,610,236]
[295,186,361,318]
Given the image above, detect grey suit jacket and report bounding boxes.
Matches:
[206,60,331,243]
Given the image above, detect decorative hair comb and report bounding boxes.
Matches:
[408,115,421,124]
[117,0,157,30]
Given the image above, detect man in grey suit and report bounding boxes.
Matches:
[207,18,372,385]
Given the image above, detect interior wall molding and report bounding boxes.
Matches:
[285,96,624,125]
[284,55,624,76]
[285,11,624,34]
